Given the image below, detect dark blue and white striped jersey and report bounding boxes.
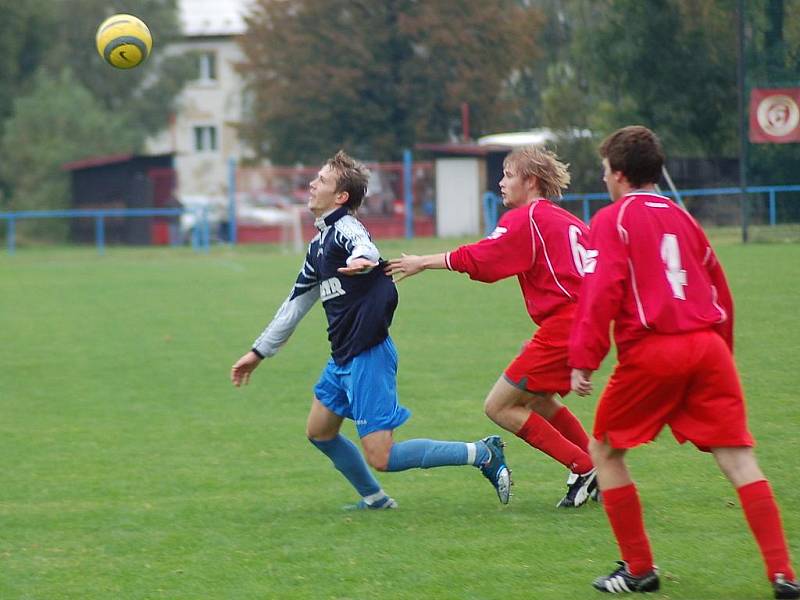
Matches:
[252,206,398,365]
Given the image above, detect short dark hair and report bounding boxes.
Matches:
[599,126,665,187]
[326,150,369,211]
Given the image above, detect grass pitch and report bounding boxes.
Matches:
[0,235,798,599]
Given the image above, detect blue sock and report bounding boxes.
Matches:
[310,435,382,498]
[386,439,490,472]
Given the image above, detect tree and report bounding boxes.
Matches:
[0,0,56,126]
[48,0,194,136]
[0,69,141,240]
[238,0,542,163]
[0,0,191,213]
[561,0,739,157]
[0,0,58,203]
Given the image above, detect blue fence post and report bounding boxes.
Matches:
[191,208,200,252]
[228,157,237,245]
[403,148,413,239]
[582,196,590,223]
[482,191,500,235]
[769,189,776,226]
[95,215,105,256]
[7,216,16,255]
[201,205,211,253]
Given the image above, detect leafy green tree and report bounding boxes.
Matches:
[0,0,58,203]
[238,0,542,163]
[563,0,738,157]
[48,0,194,136]
[0,69,141,240]
[0,0,190,213]
[529,0,751,192]
[0,0,55,122]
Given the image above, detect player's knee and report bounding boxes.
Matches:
[589,438,610,464]
[365,450,390,471]
[306,425,323,440]
[363,444,391,471]
[307,433,333,445]
[484,395,502,420]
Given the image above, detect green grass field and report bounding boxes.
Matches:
[1,235,798,600]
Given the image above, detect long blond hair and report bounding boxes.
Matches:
[504,145,570,199]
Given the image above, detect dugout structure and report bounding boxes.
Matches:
[63,153,176,245]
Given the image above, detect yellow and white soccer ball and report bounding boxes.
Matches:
[95,14,153,69]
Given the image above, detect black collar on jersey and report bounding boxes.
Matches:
[315,206,350,232]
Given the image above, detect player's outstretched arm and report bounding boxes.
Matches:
[385,253,447,282]
[231,351,262,387]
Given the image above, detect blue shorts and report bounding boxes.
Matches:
[314,336,411,437]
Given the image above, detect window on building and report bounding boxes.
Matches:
[193,126,218,152]
[197,51,217,81]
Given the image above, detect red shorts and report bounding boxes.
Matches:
[593,329,754,451]
[504,305,575,397]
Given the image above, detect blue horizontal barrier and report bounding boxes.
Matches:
[0,207,210,255]
[558,185,800,226]
[3,184,800,255]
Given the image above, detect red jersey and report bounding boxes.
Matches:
[569,192,734,371]
[446,199,589,325]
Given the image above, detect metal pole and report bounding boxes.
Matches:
[737,0,749,242]
[202,205,210,253]
[227,156,237,245]
[582,197,590,224]
[660,166,686,209]
[95,215,105,256]
[7,217,15,255]
[191,208,200,252]
[403,148,414,239]
[769,189,777,226]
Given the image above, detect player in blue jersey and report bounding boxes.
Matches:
[230,151,511,509]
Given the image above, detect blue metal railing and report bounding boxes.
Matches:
[0,207,211,255]
[3,184,799,255]
[479,184,800,235]
[559,185,800,226]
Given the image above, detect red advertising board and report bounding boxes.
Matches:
[749,88,800,143]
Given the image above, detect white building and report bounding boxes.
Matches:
[146,0,254,200]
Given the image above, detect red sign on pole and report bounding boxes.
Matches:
[749,88,800,143]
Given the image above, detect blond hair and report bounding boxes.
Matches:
[504,146,571,199]
[326,150,370,211]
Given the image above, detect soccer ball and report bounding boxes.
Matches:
[95,14,153,69]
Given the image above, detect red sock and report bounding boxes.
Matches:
[738,480,796,581]
[549,406,590,453]
[516,411,593,473]
[603,484,654,577]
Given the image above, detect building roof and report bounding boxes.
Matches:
[477,130,559,147]
[417,129,592,157]
[62,153,173,171]
[179,0,255,36]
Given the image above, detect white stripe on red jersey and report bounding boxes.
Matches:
[569,192,734,371]
[447,199,589,325]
